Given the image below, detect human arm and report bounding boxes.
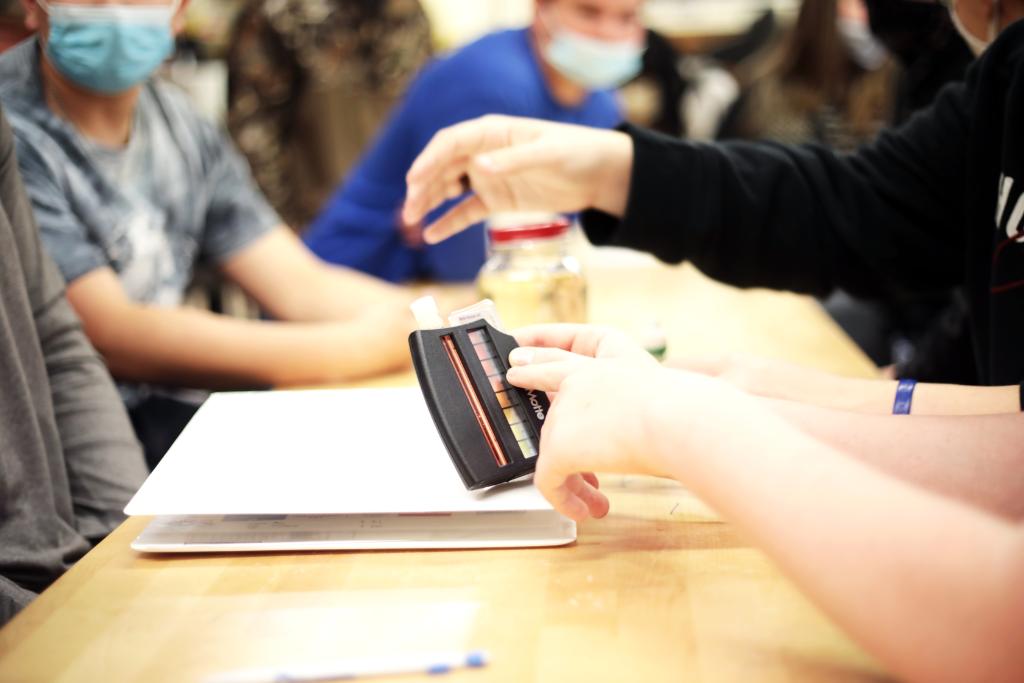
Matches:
[405,75,972,298]
[220,226,413,322]
[758,399,1024,519]
[0,110,146,539]
[65,266,412,389]
[506,324,1024,683]
[402,115,634,243]
[33,258,148,540]
[673,354,1021,415]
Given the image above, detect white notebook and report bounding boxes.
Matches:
[124,387,575,553]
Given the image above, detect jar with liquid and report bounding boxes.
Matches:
[477,217,587,329]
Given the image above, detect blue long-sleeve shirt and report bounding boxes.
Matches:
[304,28,622,282]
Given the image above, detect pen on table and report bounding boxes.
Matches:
[205,650,489,683]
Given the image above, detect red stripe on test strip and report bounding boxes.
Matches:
[442,334,508,467]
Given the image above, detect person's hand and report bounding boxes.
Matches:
[397,208,424,249]
[509,323,658,382]
[402,115,633,244]
[505,324,665,521]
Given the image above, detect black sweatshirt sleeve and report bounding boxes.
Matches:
[582,78,973,299]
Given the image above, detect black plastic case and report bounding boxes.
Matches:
[410,321,549,490]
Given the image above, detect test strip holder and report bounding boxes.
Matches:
[410,321,549,490]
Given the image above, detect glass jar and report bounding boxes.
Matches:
[477,217,587,330]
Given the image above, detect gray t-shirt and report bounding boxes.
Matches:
[0,105,147,626]
[0,38,280,406]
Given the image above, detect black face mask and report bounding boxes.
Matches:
[862,0,953,64]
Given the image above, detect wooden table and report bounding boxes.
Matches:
[0,256,886,682]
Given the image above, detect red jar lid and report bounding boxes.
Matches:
[488,218,571,243]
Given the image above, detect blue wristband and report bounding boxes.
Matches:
[892,379,917,415]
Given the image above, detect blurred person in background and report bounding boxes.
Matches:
[721,0,978,377]
[719,0,897,151]
[0,104,147,627]
[618,28,740,142]
[0,0,419,468]
[227,0,432,232]
[865,0,973,123]
[717,0,899,370]
[303,0,640,283]
[618,29,687,138]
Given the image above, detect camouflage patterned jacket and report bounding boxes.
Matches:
[227,0,431,231]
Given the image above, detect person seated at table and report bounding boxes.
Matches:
[226,0,433,232]
[0,0,418,468]
[721,0,898,151]
[401,0,1024,413]
[0,105,147,627]
[499,322,1024,682]
[302,0,638,283]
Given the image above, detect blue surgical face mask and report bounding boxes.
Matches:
[542,12,644,90]
[38,0,179,94]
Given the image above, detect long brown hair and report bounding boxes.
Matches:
[778,0,850,104]
[752,0,896,137]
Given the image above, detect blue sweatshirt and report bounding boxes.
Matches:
[304,28,622,282]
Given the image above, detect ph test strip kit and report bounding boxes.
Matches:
[409,298,549,490]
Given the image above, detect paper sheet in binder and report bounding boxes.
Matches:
[124,388,574,553]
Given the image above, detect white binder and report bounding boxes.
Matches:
[124,387,575,553]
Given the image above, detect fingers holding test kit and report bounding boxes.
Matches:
[402,116,635,244]
[505,324,668,521]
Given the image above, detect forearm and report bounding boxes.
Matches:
[762,399,1024,518]
[291,261,413,322]
[222,227,413,322]
[684,356,1023,416]
[86,304,410,389]
[652,388,1024,682]
[787,376,1020,415]
[912,382,1020,414]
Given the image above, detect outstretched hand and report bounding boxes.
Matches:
[402,115,633,244]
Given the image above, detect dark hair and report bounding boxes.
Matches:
[762,0,894,135]
[637,29,688,137]
[776,0,852,104]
